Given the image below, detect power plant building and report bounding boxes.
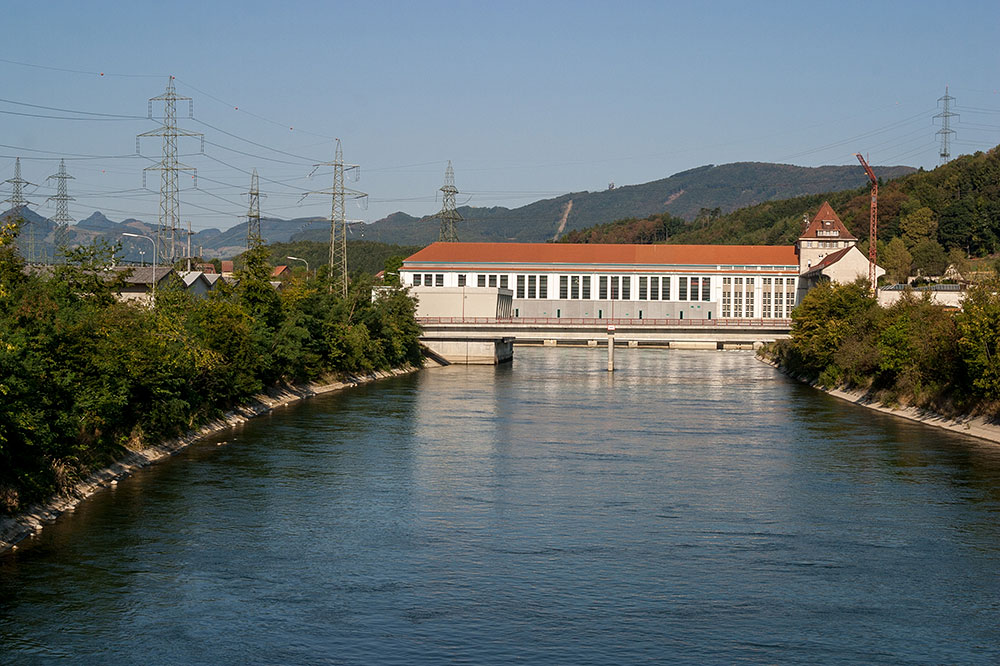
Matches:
[400,202,876,321]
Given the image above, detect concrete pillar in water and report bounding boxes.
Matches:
[607,325,615,372]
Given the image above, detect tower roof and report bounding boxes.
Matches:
[799,202,856,241]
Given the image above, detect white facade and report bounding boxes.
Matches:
[402,264,799,320]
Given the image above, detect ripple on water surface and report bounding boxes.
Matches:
[3,348,1000,664]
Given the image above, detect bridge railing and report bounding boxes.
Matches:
[417,317,792,327]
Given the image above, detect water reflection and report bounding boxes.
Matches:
[3,348,1000,664]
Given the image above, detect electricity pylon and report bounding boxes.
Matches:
[46,159,75,261]
[246,168,263,249]
[934,87,958,165]
[3,158,37,261]
[302,139,367,297]
[434,161,462,242]
[137,76,203,263]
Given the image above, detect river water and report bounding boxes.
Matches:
[3,348,1000,664]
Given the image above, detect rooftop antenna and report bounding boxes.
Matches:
[934,86,958,165]
[434,161,462,242]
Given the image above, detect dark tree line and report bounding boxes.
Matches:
[0,223,423,514]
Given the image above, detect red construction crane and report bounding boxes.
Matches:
[856,153,878,293]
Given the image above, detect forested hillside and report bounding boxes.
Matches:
[356,162,914,245]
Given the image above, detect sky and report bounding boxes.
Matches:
[2,0,999,236]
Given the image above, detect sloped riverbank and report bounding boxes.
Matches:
[760,356,1000,446]
[0,367,422,555]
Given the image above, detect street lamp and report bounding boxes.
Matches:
[287,255,309,278]
[122,232,157,308]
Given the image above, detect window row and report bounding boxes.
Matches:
[412,273,444,287]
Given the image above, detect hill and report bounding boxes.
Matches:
[357,162,915,245]
[564,146,1000,278]
[1,161,915,259]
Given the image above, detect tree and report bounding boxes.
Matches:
[900,206,938,249]
[881,237,913,284]
[910,239,948,277]
[956,279,1000,399]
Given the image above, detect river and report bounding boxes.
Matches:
[3,348,1000,664]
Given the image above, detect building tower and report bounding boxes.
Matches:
[435,161,462,242]
[246,168,262,249]
[3,158,37,261]
[46,159,75,260]
[137,77,203,264]
[934,87,958,165]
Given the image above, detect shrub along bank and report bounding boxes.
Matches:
[0,222,423,515]
[763,278,1000,418]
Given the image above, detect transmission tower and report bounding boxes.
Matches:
[46,159,75,261]
[434,161,462,242]
[3,158,37,262]
[303,139,367,297]
[934,86,958,164]
[137,76,203,264]
[246,168,262,249]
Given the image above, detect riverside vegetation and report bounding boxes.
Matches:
[0,220,423,515]
[763,278,1000,418]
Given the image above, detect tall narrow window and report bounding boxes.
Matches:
[489,274,498,287]
[435,274,444,287]
[528,275,537,299]
[650,276,659,301]
[517,275,525,298]
[599,276,608,299]
[639,276,648,300]
[425,273,433,286]
[538,275,548,299]
[500,275,509,290]
[478,274,487,287]
[560,275,569,299]
[702,277,711,301]
[413,274,422,286]
[622,276,630,300]
[690,277,700,301]
[679,277,688,301]
[571,275,580,299]
[610,276,620,300]
[662,276,670,300]
[582,276,591,299]
[458,274,466,287]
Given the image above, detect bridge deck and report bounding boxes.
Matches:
[418,317,792,348]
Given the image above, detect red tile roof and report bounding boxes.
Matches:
[404,242,798,267]
[800,201,856,241]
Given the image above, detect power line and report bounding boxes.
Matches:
[0,56,164,78]
[0,96,145,119]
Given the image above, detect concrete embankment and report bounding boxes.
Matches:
[0,365,427,555]
[759,356,1000,445]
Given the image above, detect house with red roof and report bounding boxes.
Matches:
[796,202,884,293]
